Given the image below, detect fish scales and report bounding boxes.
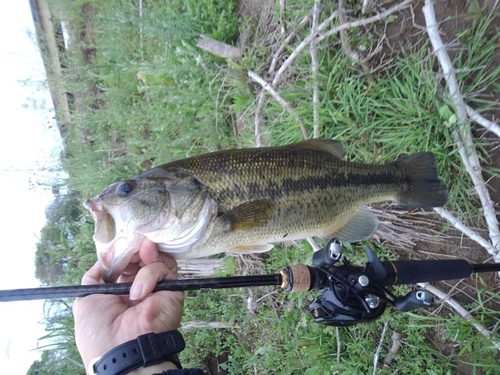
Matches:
[163,147,405,205]
[85,139,448,282]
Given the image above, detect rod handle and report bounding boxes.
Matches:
[281,265,319,292]
[379,259,472,286]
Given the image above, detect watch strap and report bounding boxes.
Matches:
[93,331,185,375]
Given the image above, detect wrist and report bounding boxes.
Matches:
[88,358,179,375]
[90,331,185,375]
[127,361,179,374]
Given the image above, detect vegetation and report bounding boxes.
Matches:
[30,0,499,374]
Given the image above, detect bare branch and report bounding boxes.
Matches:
[273,11,339,87]
[197,35,243,60]
[254,92,266,147]
[335,327,341,362]
[248,70,309,139]
[373,322,389,375]
[269,15,311,75]
[466,105,500,138]
[338,0,361,63]
[418,283,500,350]
[383,331,402,366]
[279,0,286,35]
[434,208,499,262]
[423,0,500,254]
[316,0,414,43]
[311,0,321,138]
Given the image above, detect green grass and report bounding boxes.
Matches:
[32,0,500,374]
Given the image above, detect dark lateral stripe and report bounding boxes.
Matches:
[216,171,408,202]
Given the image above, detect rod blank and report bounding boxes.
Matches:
[0,274,282,302]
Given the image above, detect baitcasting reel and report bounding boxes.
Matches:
[279,238,498,326]
[304,239,434,326]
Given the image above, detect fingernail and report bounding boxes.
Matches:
[129,281,143,300]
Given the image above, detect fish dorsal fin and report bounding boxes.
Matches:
[291,139,345,159]
[326,209,379,243]
[221,199,276,232]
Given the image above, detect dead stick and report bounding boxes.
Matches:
[248,70,309,139]
[373,322,389,375]
[310,0,321,138]
[423,0,500,254]
[316,0,414,43]
[383,331,402,366]
[418,283,500,350]
[466,105,500,138]
[272,11,339,87]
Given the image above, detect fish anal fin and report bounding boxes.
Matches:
[292,139,345,159]
[230,243,274,254]
[322,209,379,243]
[221,199,276,232]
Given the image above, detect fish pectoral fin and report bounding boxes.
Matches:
[230,243,274,254]
[221,199,276,232]
[324,209,379,243]
[292,139,345,159]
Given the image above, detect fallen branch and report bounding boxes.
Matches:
[316,0,414,43]
[423,0,500,255]
[310,0,321,138]
[257,12,311,147]
[248,70,309,139]
[254,92,266,147]
[182,321,236,330]
[418,282,500,350]
[338,0,360,63]
[335,327,341,362]
[274,0,410,88]
[337,0,376,80]
[434,208,499,262]
[373,322,389,375]
[196,35,243,60]
[273,10,339,87]
[269,15,311,75]
[466,105,500,139]
[383,330,402,366]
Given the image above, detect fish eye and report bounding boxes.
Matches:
[116,181,135,196]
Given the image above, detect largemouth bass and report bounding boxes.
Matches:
[84,139,448,282]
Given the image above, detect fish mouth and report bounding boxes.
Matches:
[84,197,144,283]
[99,245,139,283]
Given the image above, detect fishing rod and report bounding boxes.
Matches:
[1,238,499,326]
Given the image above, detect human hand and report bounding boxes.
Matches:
[73,239,184,374]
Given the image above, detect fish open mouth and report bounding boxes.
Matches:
[84,198,143,282]
[84,199,117,245]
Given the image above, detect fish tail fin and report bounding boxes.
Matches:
[395,152,448,208]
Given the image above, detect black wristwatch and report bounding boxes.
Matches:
[92,331,185,375]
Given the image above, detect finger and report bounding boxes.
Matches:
[129,261,177,300]
[74,262,104,315]
[117,262,141,283]
[137,239,178,277]
[137,238,161,265]
[81,262,103,286]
